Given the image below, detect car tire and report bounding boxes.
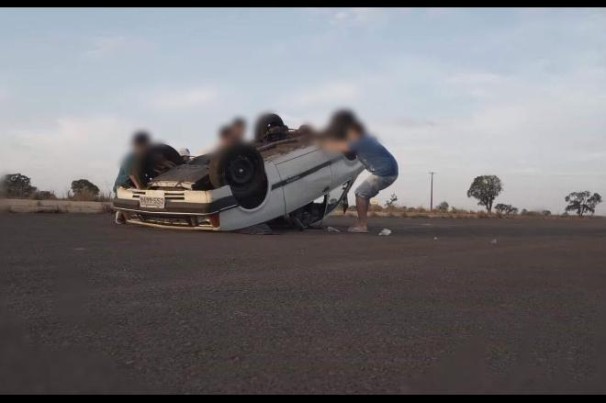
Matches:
[136,144,183,186]
[254,113,285,143]
[209,144,268,209]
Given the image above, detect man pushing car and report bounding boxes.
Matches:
[320,110,399,233]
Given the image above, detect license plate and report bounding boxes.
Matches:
[140,196,165,209]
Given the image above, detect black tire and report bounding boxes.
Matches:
[254,113,286,143]
[136,144,183,186]
[209,144,268,209]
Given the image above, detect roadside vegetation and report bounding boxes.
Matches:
[1,173,112,202]
[350,204,560,219]
[345,174,602,219]
[1,172,602,218]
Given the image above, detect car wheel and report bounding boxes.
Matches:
[137,144,183,185]
[209,144,268,209]
[254,113,285,143]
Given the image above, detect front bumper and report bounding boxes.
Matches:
[113,196,237,215]
[113,187,238,229]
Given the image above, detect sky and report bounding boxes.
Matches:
[1,8,605,214]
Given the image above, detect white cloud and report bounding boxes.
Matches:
[292,82,360,107]
[369,63,606,213]
[279,41,605,213]
[329,8,388,27]
[148,88,218,110]
[389,118,437,129]
[84,35,152,59]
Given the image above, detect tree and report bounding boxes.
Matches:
[437,201,449,212]
[32,190,57,200]
[71,179,100,198]
[1,173,37,198]
[384,193,398,208]
[565,191,602,216]
[467,175,503,213]
[495,203,518,215]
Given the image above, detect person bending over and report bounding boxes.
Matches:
[113,131,152,224]
[320,111,398,233]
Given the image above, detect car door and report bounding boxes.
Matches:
[273,145,334,213]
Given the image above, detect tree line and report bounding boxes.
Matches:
[382,174,602,217]
[1,172,603,216]
[0,173,104,201]
[464,175,602,217]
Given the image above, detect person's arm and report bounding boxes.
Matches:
[318,138,352,153]
[127,155,145,189]
[129,174,144,189]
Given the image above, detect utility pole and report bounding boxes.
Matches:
[429,172,435,211]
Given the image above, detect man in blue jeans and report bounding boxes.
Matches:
[321,110,399,233]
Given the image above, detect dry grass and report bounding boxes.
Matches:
[56,189,114,202]
[30,190,57,200]
[334,208,602,220]
[69,190,99,202]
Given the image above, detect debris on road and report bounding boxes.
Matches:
[433,237,439,241]
[491,238,498,245]
[378,228,392,236]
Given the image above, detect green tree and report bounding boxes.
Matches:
[495,203,518,215]
[1,173,37,198]
[71,179,100,198]
[564,191,602,216]
[467,175,503,213]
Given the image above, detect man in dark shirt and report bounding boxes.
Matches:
[113,131,151,224]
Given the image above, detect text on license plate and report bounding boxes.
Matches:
[140,196,165,209]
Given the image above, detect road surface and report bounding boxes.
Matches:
[1,214,605,393]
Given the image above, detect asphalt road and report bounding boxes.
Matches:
[1,213,606,394]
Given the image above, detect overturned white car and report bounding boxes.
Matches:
[113,115,364,231]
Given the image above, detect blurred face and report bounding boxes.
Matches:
[346,127,362,142]
[231,122,246,141]
[220,137,233,148]
[133,141,150,155]
[219,128,237,148]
